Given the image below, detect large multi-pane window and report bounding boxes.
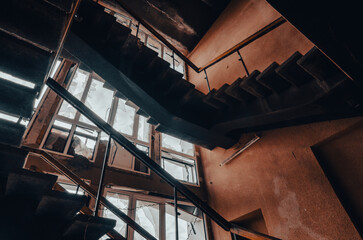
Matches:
[102,189,206,240]
[41,66,150,173]
[161,133,198,185]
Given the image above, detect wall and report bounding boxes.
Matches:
[187,0,314,93]
[186,0,362,239]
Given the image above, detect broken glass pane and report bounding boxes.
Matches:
[58,68,89,119]
[134,200,159,240]
[80,78,114,124]
[103,192,129,237]
[43,120,72,153]
[67,126,98,160]
[137,115,149,142]
[113,99,135,136]
[162,133,194,156]
[162,158,197,184]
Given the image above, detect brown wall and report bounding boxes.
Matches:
[186,0,361,239]
[187,0,314,93]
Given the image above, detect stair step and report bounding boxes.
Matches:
[256,62,291,92]
[297,47,348,88]
[164,79,195,100]
[136,107,149,118]
[224,77,255,102]
[114,91,127,100]
[0,0,68,51]
[63,214,116,240]
[133,45,159,71]
[144,57,171,84]
[35,191,88,220]
[103,81,116,91]
[204,89,229,110]
[0,31,52,88]
[215,84,240,106]
[0,78,37,118]
[0,119,26,146]
[276,51,315,86]
[154,68,184,92]
[240,70,271,98]
[5,169,57,200]
[43,0,74,13]
[146,117,158,125]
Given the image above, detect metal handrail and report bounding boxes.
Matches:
[96,0,286,74]
[22,146,157,240]
[46,77,281,240]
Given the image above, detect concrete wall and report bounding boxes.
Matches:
[185,0,362,239]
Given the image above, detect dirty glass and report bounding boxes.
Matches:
[113,99,136,136]
[79,78,114,124]
[174,55,185,76]
[165,204,189,240]
[58,68,89,119]
[103,192,129,237]
[137,115,149,142]
[161,133,194,156]
[43,120,72,153]
[134,200,160,240]
[67,126,98,160]
[162,159,197,184]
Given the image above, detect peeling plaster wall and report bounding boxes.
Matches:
[201,118,362,240]
[185,0,362,239]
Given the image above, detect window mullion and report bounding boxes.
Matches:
[63,123,76,155]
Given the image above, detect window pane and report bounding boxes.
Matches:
[58,68,89,119]
[113,99,135,136]
[162,158,197,184]
[134,144,149,173]
[134,200,159,240]
[67,126,98,160]
[174,55,185,76]
[146,37,162,57]
[79,78,114,124]
[103,192,129,237]
[165,204,205,240]
[108,141,134,170]
[43,120,72,153]
[162,133,194,156]
[58,182,85,195]
[137,115,150,142]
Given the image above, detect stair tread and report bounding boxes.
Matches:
[43,0,74,13]
[0,78,37,118]
[36,190,88,220]
[256,62,291,92]
[5,169,57,200]
[240,70,270,98]
[276,51,314,86]
[63,214,116,240]
[0,119,26,146]
[297,47,348,87]
[0,0,68,51]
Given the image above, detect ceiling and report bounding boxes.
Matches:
[115,0,231,52]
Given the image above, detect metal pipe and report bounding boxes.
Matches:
[45,0,82,81]
[174,187,179,240]
[94,134,112,216]
[204,69,211,92]
[237,50,249,76]
[220,135,260,166]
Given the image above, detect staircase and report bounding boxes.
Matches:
[0,144,116,240]
[64,0,363,149]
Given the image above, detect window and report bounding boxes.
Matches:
[41,66,150,174]
[161,133,198,184]
[102,188,206,240]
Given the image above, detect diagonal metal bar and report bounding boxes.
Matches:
[46,77,232,231]
[46,77,282,240]
[22,147,156,240]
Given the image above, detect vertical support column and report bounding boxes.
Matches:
[174,187,179,240]
[204,69,211,93]
[237,50,249,76]
[94,134,112,216]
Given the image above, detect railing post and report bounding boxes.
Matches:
[94,134,112,216]
[204,69,211,93]
[174,187,179,240]
[172,51,175,70]
[136,21,140,39]
[237,50,249,76]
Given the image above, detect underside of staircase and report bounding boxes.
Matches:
[0,0,362,150]
[0,144,116,240]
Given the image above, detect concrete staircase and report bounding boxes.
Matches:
[0,144,116,240]
[66,0,363,149]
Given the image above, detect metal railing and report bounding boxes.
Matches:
[22,146,156,240]
[46,77,281,240]
[96,0,286,90]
